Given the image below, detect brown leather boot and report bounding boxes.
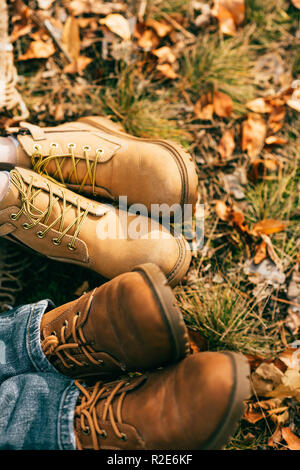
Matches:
[8,116,199,212]
[40,263,191,378]
[0,167,191,285]
[73,351,250,450]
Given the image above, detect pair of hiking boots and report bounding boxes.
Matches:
[40,263,250,451]
[1,117,251,450]
[0,116,199,285]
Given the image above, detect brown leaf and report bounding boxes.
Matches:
[246,98,273,114]
[248,158,282,182]
[241,113,267,160]
[252,219,286,236]
[268,426,283,448]
[187,328,208,353]
[10,24,32,43]
[215,200,231,221]
[145,18,172,37]
[217,129,235,159]
[63,55,93,74]
[156,63,178,79]
[254,240,267,265]
[213,90,233,117]
[18,40,55,60]
[152,46,176,64]
[100,13,131,41]
[265,135,288,146]
[62,16,81,62]
[220,0,245,25]
[138,29,160,51]
[281,427,300,450]
[194,93,214,120]
[243,408,264,424]
[212,3,236,36]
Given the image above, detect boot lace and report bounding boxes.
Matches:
[74,379,129,450]
[31,143,104,196]
[41,291,102,369]
[10,168,91,251]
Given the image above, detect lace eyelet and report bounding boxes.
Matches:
[120,433,127,441]
[36,231,45,239]
[100,431,107,439]
[67,143,76,149]
[63,320,68,328]
[76,311,81,317]
[50,142,58,149]
[50,331,57,336]
[10,213,17,221]
[82,426,91,435]
[96,148,104,154]
[22,223,30,230]
[82,145,91,151]
[67,243,76,251]
[52,238,61,246]
[98,359,104,365]
[33,144,42,151]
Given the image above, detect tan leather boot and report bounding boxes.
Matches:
[73,351,250,450]
[8,117,199,212]
[40,263,191,379]
[0,167,191,285]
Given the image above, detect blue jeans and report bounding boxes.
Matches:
[0,300,80,450]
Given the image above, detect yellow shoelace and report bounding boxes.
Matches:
[31,143,103,196]
[10,169,91,251]
[74,379,128,450]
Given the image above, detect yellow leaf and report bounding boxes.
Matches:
[281,427,300,450]
[62,16,81,62]
[100,14,131,41]
[252,219,286,236]
[18,40,55,60]
[213,90,233,117]
[246,98,273,114]
[241,113,267,160]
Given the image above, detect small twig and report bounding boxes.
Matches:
[161,12,196,40]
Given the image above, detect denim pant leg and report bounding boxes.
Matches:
[0,301,80,449]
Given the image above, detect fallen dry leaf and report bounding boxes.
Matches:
[63,56,93,74]
[281,427,300,450]
[251,362,284,396]
[62,16,81,62]
[156,63,178,79]
[265,135,288,146]
[252,219,286,236]
[248,158,282,182]
[213,3,236,36]
[18,40,55,60]
[246,97,273,114]
[217,129,235,159]
[213,90,233,118]
[194,93,214,120]
[215,200,231,221]
[145,18,172,37]
[241,113,267,160]
[100,14,131,41]
[152,46,176,64]
[138,29,160,51]
[287,84,300,112]
[254,240,267,265]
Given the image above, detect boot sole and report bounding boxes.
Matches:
[132,263,191,363]
[202,352,251,450]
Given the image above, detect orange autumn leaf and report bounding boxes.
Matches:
[18,40,55,60]
[62,16,81,62]
[100,14,131,40]
[215,200,231,221]
[152,46,176,64]
[214,4,236,36]
[243,409,264,424]
[138,29,160,51]
[281,427,300,450]
[254,240,267,265]
[246,98,273,114]
[194,93,214,121]
[63,56,93,74]
[213,0,245,35]
[217,129,235,159]
[252,219,286,236]
[220,0,245,25]
[248,159,282,182]
[156,63,177,79]
[145,18,172,38]
[265,135,288,146]
[241,113,267,160]
[213,90,233,118]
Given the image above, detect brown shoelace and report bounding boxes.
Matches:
[74,379,128,450]
[41,291,102,369]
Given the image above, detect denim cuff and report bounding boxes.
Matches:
[58,381,81,450]
[26,299,61,375]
